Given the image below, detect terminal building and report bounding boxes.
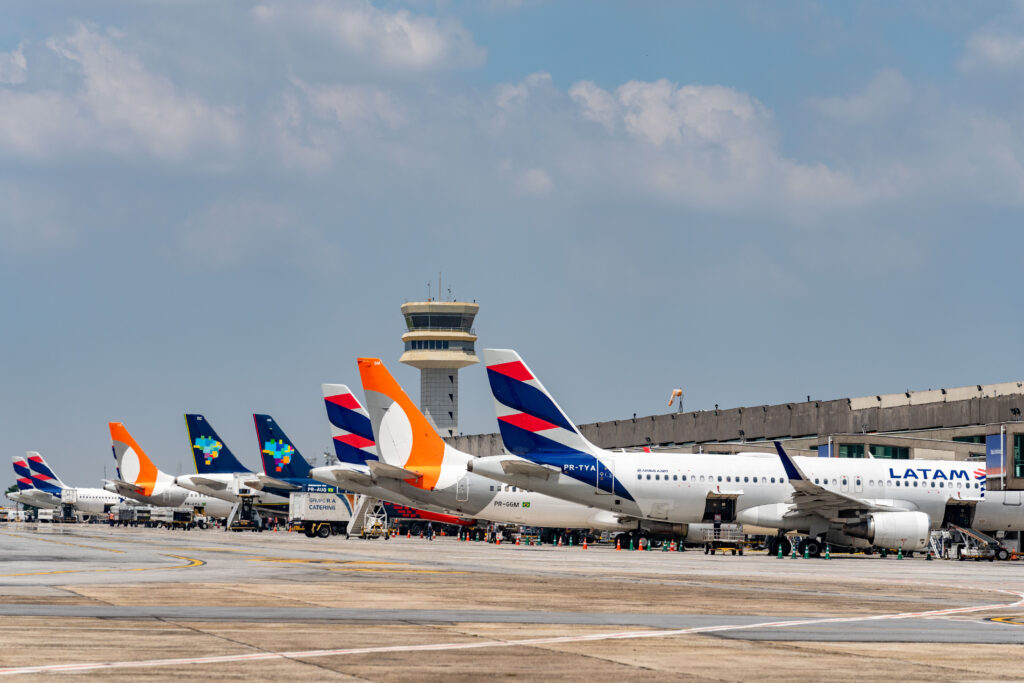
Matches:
[399,298,479,438]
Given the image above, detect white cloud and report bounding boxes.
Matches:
[961,29,1024,71]
[292,78,404,128]
[0,43,27,84]
[806,68,912,124]
[253,1,485,71]
[496,72,551,108]
[515,167,553,196]
[0,26,239,162]
[568,80,618,131]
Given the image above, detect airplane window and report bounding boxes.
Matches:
[771,477,776,483]
[682,475,687,481]
[939,482,944,488]
[655,475,660,481]
[744,476,749,483]
[842,479,847,486]
[673,475,678,481]
[913,481,918,487]
[957,483,962,489]
[886,480,892,487]
[699,475,705,482]
[637,474,642,480]
[868,480,874,487]
[717,476,722,482]
[726,476,731,482]
[646,474,651,480]
[832,479,838,486]
[814,478,819,484]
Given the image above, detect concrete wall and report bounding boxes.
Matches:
[446,393,1024,457]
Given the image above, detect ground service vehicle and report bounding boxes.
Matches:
[289,492,349,538]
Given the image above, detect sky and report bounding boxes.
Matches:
[3,1,1024,485]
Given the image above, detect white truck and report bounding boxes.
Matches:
[288,492,351,539]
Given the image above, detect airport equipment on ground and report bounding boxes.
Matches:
[228,493,261,532]
[945,524,1012,561]
[288,492,350,538]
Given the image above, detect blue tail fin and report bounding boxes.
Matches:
[254,414,311,479]
[185,414,250,474]
[12,455,34,491]
[26,452,66,495]
[322,384,378,465]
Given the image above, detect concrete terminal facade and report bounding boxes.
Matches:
[447,381,1024,491]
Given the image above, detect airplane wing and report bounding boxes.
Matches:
[368,461,422,481]
[774,441,903,517]
[498,458,561,480]
[20,490,61,507]
[246,474,301,491]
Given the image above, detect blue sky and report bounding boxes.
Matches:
[3,1,1024,484]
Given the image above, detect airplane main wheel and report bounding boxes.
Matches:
[799,538,822,558]
[768,536,792,557]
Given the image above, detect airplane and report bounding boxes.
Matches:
[350,357,635,533]
[467,349,1017,556]
[310,384,479,527]
[175,414,295,512]
[252,414,355,519]
[9,452,125,514]
[107,422,234,518]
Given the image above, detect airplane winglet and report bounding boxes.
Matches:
[774,441,804,481]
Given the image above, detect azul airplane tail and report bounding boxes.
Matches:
[185,414,250,474]
[109,422,171,496]
[322,384,378,465]
[24,452,67,494]
[481,349,599,461]
[357,357,455,490]
[254,415,311,479]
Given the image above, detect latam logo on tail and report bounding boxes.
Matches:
[262,440,294,472]
[193,436,223,466]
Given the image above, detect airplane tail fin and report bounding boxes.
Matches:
[108,422,162,496]
[322,384,378,465]
[185,414,250,474]
[25,452,67,494]
[357,357,447,489]
[481,349,599,460]
[253,414,311,478]
[12,455,36,492]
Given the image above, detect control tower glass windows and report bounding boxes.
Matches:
[404,340,476,352]
[1015,434,1024,478]
[405,313,475,331]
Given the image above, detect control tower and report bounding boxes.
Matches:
[399,299,479,437]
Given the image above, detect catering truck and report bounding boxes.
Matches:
[288,492,350,538]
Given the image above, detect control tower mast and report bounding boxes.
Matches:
[399,296,479,437]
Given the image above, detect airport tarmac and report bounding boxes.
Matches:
[1,525,1023,680]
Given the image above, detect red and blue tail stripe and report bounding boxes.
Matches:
[12,457,34,491]
[26,453,64,495]
[322,385,378,465]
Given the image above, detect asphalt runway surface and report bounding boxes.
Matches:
[1,524,1024,680]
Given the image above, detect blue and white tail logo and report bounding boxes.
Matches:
[322,384,378,465]
[253,414,311,479]
[26,452,65,496]
[185,414,250,474]
[482,349,597,458]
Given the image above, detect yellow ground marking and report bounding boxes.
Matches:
[0,532,126,554]
[0,553,204,577]
[246,558,405,565]
[326,567,468,574]
[989,615,1024,626]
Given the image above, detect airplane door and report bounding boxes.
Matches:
[595,458,615,495]
[456,476,469,502]
[854,476,863,493]
[841,475,850,493]
[1003,491,1022,506]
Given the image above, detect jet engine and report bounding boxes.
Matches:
[842,511,930,550]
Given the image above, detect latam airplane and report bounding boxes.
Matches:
[349,357,634,533]
[175,414,295,511]
[10,452,124,514]
[467,349,1020,556]
[107,422,234,518]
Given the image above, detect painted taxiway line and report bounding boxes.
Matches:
[0,554,204,578]
[1,589,1021,675]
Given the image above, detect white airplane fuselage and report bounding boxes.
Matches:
[175,472,289,507]
[470,452,1018,535]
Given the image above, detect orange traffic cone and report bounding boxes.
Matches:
[515,536,520,545]
[496,535,501,545]
[557,536,563,547]
[616,538,621,551]
[582,537,588,550]
[407,530,411,539]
